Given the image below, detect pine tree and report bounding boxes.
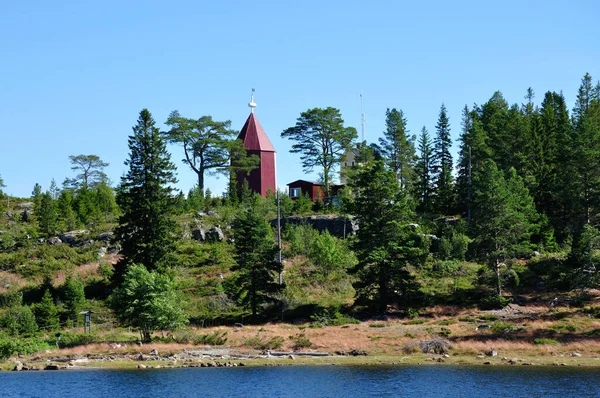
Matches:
[113,109,178,283]
[432,104,455,214]
[414,126,433,212]
[471,161,538,295]
[232,201,282,317]
[378,108,416,190]
[34,289,60,331]
[347,161,426,311]
[37,192,57,237]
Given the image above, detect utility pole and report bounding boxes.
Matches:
[277,191,282,285]
[467,145,472,224]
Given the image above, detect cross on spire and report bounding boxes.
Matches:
[248,88,257,113]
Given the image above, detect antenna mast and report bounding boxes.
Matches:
[360,91,366,142]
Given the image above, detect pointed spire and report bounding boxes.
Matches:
[248,88,257,113]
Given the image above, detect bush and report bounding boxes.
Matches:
[243,334,284,350]
[478,295,512,310]
[57,332,95,348]
[310,306,359,327]
[533,338,559,345]
[193,330,228,346]
[490,321,514,334]
[289,333,313,349]
[0,336,52,360]
[0,305,38,336]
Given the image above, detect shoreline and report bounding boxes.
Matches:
[4,349,600,371]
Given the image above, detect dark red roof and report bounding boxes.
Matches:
[238,113,275,152]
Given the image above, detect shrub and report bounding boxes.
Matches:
[57,332,95,348]
[193,330,228,346]
[491,321,514,334]
[243,334,284,350]
[0,336,52,360]
[289,333,313,349]
[404,319,425,325]
[310,306,359,327]
[0,305,38,336]
[478,295,512,310]
[533,338,559,345]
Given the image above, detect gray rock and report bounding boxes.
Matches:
[486,350,498,357]
[206,226,225,242]
[137,354,148,361]
[149,349,159,356]
[44,364,60,370]
[97,232,113,242]
[5,210,14,218]
[572,352,582,357]
[207,210,218,217]
[97,247,107,258]
[60,230,89,245]
[195,212,208,217]
[17,202,33,209]
[47,237,62,245]
[12,362,23,371]
[192,226,206,241]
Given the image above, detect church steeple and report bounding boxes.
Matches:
[236,90,276,197]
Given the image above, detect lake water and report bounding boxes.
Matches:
[1,365,600,397]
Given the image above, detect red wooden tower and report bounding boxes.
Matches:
[236,90,276,197]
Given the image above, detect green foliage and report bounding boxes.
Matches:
[285,224,318,257]
[164,111,258,193]
[34,289,60,331]
[310,306,359,327]
[0,304,38,336]
[0,336,52,360]
[471,162,539,294]
[37,192,57,237]
[65,154,109,189]
[109,264,188,341]
[533,338,559,345]
[113,109,178,283]
[310,231,355,277]
[243,334,284,350]
[60,276,86,321]
[348,160,426,311]
[289,333,313,349]
[415,126,434,212]
[57,332,95,348]
[478,295,512,310]
[432,104,455,214]
[490,321,514,333]
[378,108,415,190]
[292,193,313,215]
[232,202,283,316]
[282,107,357,198]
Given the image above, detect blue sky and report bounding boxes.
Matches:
[1,0,599,198]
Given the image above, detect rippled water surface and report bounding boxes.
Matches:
[2,365,600,397]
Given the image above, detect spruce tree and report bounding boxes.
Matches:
[471,161,538,295]
[232,200,282,317]
[414,126,433,212]
[432,104,455,214]
[348,161,425,312]
[113,109,178,283]
[378,108,416,190]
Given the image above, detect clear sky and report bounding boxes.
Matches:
[1,0,599,198]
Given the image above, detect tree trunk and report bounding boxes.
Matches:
[495,258,502,296]
[198,171,205,193]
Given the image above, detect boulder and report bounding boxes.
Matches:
[44,364,60,370]
[97,247,107,258]
[192,226,206,241]
[137,354,148,361]
[195,212,208,218]
[60,230,89,245]
[207,210,218,217]
[486,350,498,357]
[149,349,159,356]
[47,237,62,245]
[17,202,33,210]
[97,232,113,242]
[5,210,14,218]
[206,226,225,242]
[12,362,23,371]
[572,352,582,357]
